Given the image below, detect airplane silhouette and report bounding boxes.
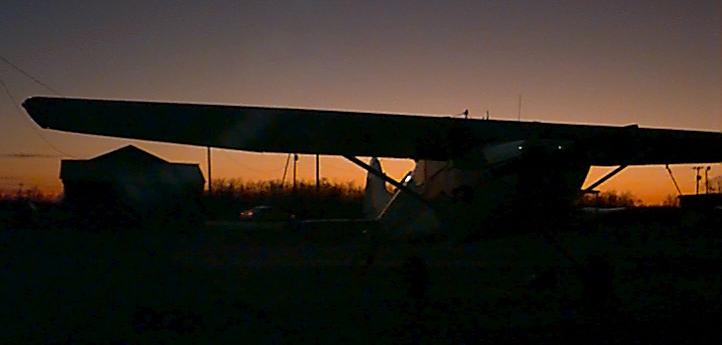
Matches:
[23,97,722,240]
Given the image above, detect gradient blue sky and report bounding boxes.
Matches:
[1,0,720,203]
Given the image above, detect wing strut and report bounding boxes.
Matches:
[343,156,427,204]
[665,164,683,196]
[582,165,628,193]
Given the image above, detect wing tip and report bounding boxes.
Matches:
[22,96,54,128]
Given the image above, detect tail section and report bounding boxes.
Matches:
[364,157,391,219]
[364,158,440,239]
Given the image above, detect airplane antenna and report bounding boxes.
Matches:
[455,109,469,119]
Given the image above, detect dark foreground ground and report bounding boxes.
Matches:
[1,208,721,344]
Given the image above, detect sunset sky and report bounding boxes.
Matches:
[1,1,719,204]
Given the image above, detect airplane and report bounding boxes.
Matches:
[22,96,722,241]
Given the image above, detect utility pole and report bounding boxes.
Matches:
[293,153,299,191]
[315,154,320,193]
[207,146,212,194]
[517,94,522,121]
[693,166,703,194]
[281,153,291,187]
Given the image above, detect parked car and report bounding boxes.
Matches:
[239,205,295,222]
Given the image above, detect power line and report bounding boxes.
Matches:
[218,150,284,176]
[0,55,74,158]
[0,153,63,159]
[0,76,75,158]
[0,55,61,95]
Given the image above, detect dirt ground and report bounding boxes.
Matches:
[1,208,721,344]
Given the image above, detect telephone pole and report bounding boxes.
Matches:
[207,146,212,194]
[293,153,299,191]
[315,154,320,193]
[693,166,704,194]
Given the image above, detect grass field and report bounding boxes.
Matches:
[1,208,721,344]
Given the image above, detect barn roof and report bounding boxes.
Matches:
[60,145,204,184]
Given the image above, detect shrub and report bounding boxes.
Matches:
[204,179,364,220]
[577,190,639,208]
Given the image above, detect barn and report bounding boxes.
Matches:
[60,145,205,223]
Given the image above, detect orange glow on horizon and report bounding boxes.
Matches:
[0,2,718,205]
[3,142,719,205]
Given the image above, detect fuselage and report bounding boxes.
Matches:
[377,139,590,240]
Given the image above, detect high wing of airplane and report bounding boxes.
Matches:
[22,96,722,240]
[23,96,722,166]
